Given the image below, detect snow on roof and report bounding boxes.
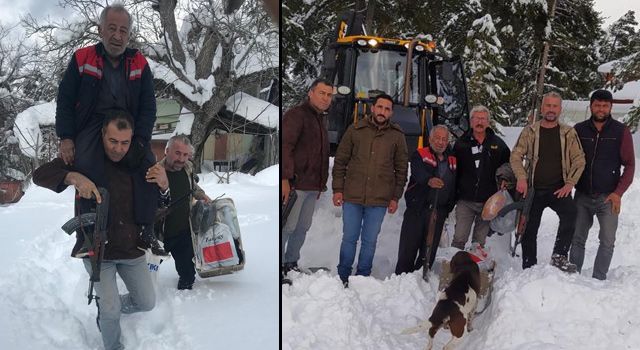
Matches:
[172,108,195,136]
[599,80,640,101]
[225,92,279,129]
[597,53,638,74]
[12,102,56,158]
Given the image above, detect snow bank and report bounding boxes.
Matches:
[283,126,640,349]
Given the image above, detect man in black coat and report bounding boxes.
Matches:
[451,105,510,250]
[395,125,457,274]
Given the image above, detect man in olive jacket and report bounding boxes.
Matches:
[510,91,585,272]
[332,93,409,286]
[281,78,332,277]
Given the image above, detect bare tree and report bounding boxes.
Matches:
[22,0,279,172]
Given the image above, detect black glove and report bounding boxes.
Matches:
[121,136,147,170]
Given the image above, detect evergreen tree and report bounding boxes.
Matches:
[464,11,509,124]
[600,10,640,62]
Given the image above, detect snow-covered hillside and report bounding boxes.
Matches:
[0,166,278,350]
[283,127,640,350]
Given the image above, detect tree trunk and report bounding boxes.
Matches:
[531,0,557,124]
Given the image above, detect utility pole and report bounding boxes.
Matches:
[530,0,557,124]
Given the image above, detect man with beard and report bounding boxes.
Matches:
[451,105,510,250]
[332,93,408,287]
[395,125,457,275]
[510,92,585,272]
[281,78,333,279]
[569,90,635,280]
[153,135,211,290]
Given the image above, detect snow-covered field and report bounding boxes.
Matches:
[0,166,278,350]
[283,126,640,350]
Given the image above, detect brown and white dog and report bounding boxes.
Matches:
[403,251,481,350]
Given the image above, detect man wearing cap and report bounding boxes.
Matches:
[569,89,635,280]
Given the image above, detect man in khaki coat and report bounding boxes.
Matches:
[332,93,408,286]
[510,91,585,272]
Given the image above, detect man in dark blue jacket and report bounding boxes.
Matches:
[570,89,635,280]
[55,4,162,251]
[452,105,510,250]
[395,125,457,274]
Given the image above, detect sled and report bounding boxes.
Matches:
[191,197,246,278]
[437,251,496,315]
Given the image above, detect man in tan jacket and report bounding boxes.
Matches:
[510,91,585,272]
[332,93,409,286]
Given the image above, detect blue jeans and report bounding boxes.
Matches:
[281,190,318,264]
[83,254,155,350]
[337,202,387,281]
[569,191,619,280]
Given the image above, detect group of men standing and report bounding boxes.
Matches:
[282,78,634,287]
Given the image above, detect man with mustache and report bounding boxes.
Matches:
[451,105,510,251]
[153,135,211,290]
[281,78,332,280]
[511,92,585,272]
[55,4,163,253]
[332,93,408,287]
[395,125,457,275]
[34,110,165,350]
[570,90,635,280]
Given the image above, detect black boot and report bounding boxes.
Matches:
[140,224,170,256]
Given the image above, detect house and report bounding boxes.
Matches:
[561,54,640,124]
[151,92,278,173]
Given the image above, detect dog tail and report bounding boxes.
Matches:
[401,320,431,335]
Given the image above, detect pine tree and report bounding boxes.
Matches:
[464,11,509,124]
[601,10,640,62]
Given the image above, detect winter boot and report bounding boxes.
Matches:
[281,266,292,285]
[283,262,301,275]
[551,254,577,273]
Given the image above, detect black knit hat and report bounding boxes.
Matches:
[590,89,613,104]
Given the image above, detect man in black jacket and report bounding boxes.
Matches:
[395,125,457,274]
[452,105,511,250]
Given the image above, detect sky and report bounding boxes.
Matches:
[1,1,639,29]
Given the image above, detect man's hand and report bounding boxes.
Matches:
[516,179,528,198]
[282,179,290,204]
[428,177,444,189]
[333,193,343,207]
[65,172,101,203]
[59,139,75,165]
[145,163,169,191]
[201,194,212,204]
[388,199,398,214]
[554,183,574,198]
[604,192,621,215]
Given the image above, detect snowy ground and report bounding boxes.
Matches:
[283,127,640,350]
[0,166,278,350]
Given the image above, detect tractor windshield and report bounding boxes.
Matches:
[354,48,419,104]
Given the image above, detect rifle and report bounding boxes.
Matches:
[154,189,196,222]
[61,187,110,305]
[422,189,440,282]
[281,189,298,227]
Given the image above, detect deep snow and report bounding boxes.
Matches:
[283,126,640,350]
[0,166,278,350]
